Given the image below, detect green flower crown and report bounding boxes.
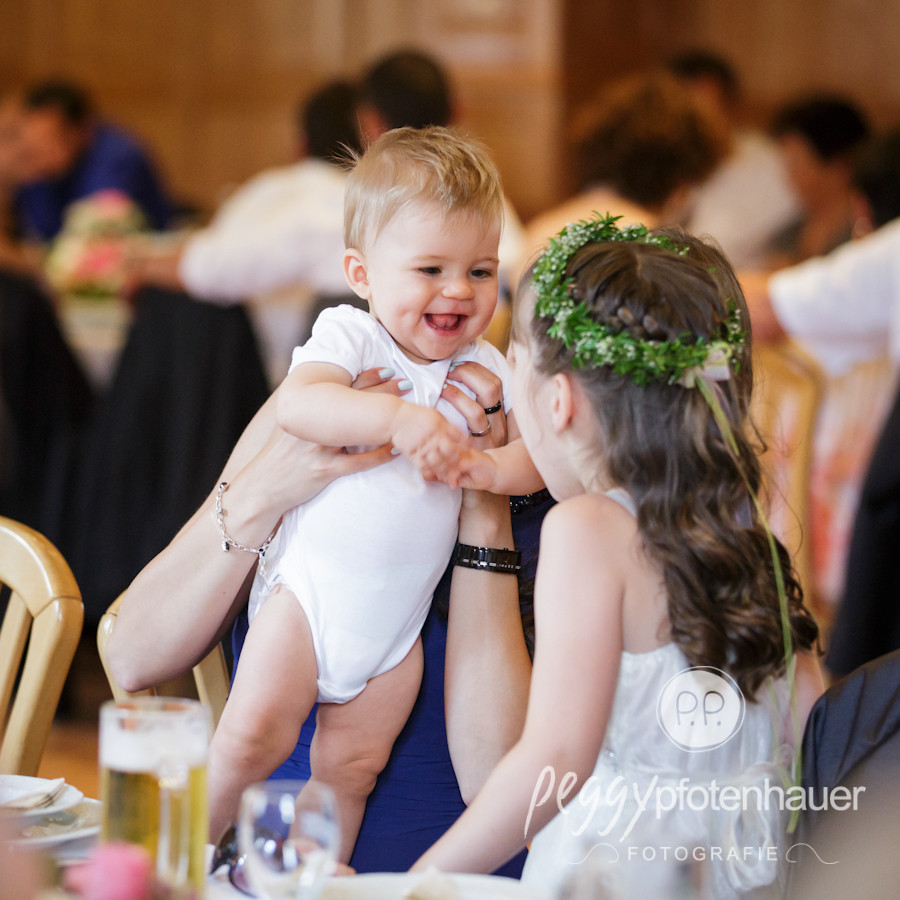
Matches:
[531,213,746,387]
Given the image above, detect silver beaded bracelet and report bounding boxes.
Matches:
[214,481,278,566]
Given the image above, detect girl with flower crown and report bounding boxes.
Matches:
[416,216,824,898]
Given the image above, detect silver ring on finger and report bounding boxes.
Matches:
[469,423,491,437]
[483,401,502,415]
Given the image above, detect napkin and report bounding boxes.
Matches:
[0,776,67,811]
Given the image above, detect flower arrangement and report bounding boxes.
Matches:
[44,190,147,299]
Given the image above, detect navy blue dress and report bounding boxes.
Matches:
[230,492,552,875]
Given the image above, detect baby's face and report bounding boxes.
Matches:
[352,202,500,365]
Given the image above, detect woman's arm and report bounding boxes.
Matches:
[107,373,405,692]
[415,496,626,873]
[439,362,531,802]
[445,491,532,804]
[441,363,540,802]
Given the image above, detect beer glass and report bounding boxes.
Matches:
[238,780,339,899]
[100,698,211,896]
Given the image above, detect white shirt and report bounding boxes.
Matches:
[178,158,349,384]
[179,157,349,301]
[769,217,900,376]
[686,131,800,269]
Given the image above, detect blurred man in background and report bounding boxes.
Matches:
[14,80,173,241]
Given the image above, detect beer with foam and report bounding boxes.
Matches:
[100,699,210,895]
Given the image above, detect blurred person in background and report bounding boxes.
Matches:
[669,50,800,268]
[520,71,726,269]
[130,50,526,376]
[848,127,900,237]
[357,48,526,316]
[14,79,173,242]
[127,79,363,386]
[742,129,900,676]
[356,48,454,141]
[0,89,41,273]
[769,94,870,266]
[788,128,900,621]
[813,128,900,677]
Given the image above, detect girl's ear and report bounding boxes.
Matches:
[343,248,371,300]
[550,372,575,434]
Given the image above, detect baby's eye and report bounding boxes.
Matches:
[471,268,496,279]
[419,266,441,276]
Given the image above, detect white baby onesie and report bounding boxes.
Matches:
[248,305,511,703]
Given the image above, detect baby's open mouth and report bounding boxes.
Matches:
[426,313,464,331]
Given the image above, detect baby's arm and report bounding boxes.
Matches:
[277,362,466,469]
[445,411,544,495]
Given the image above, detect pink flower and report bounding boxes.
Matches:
[64,842,156,900]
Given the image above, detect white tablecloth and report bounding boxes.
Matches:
[206,870,552,900]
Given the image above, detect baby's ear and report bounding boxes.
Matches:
[343,248,371,300]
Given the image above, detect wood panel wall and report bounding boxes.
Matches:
[0,0,561,220]
[2,0,899,222]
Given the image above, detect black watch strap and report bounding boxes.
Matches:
[452,542,522,574]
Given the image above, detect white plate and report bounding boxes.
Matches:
[11,798,102,855]
[321,872,552,900]
[0,776,84,823]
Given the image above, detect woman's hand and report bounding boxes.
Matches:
[439,360,507,497]
[442,361,507,450]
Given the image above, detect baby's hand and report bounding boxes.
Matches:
[440,447,499,491]
[390,404,467,479]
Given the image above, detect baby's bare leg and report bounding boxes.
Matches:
[309,637,424,863]
[207,586,318,841]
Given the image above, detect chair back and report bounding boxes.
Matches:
[96,594,230,728]
[750,341,824,608]
[0,516,83,775]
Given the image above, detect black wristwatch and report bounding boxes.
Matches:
[452,542,522,574]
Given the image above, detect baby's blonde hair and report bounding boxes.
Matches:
[344,125,504,250]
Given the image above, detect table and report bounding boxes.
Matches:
[206,870,552,899]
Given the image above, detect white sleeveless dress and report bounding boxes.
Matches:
[521,489,797,899]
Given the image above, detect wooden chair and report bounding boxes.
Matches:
[0,516,83,775]
[96,594,230,728]
[750,340,824,613]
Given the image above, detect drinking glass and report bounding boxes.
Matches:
[99,698,211,896]
[238,780,340,900]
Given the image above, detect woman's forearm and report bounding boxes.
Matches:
[445,492,532,804]
[414,736,574,874]
[107,394,284,691]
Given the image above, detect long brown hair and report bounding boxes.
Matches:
[518,235,818,697]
